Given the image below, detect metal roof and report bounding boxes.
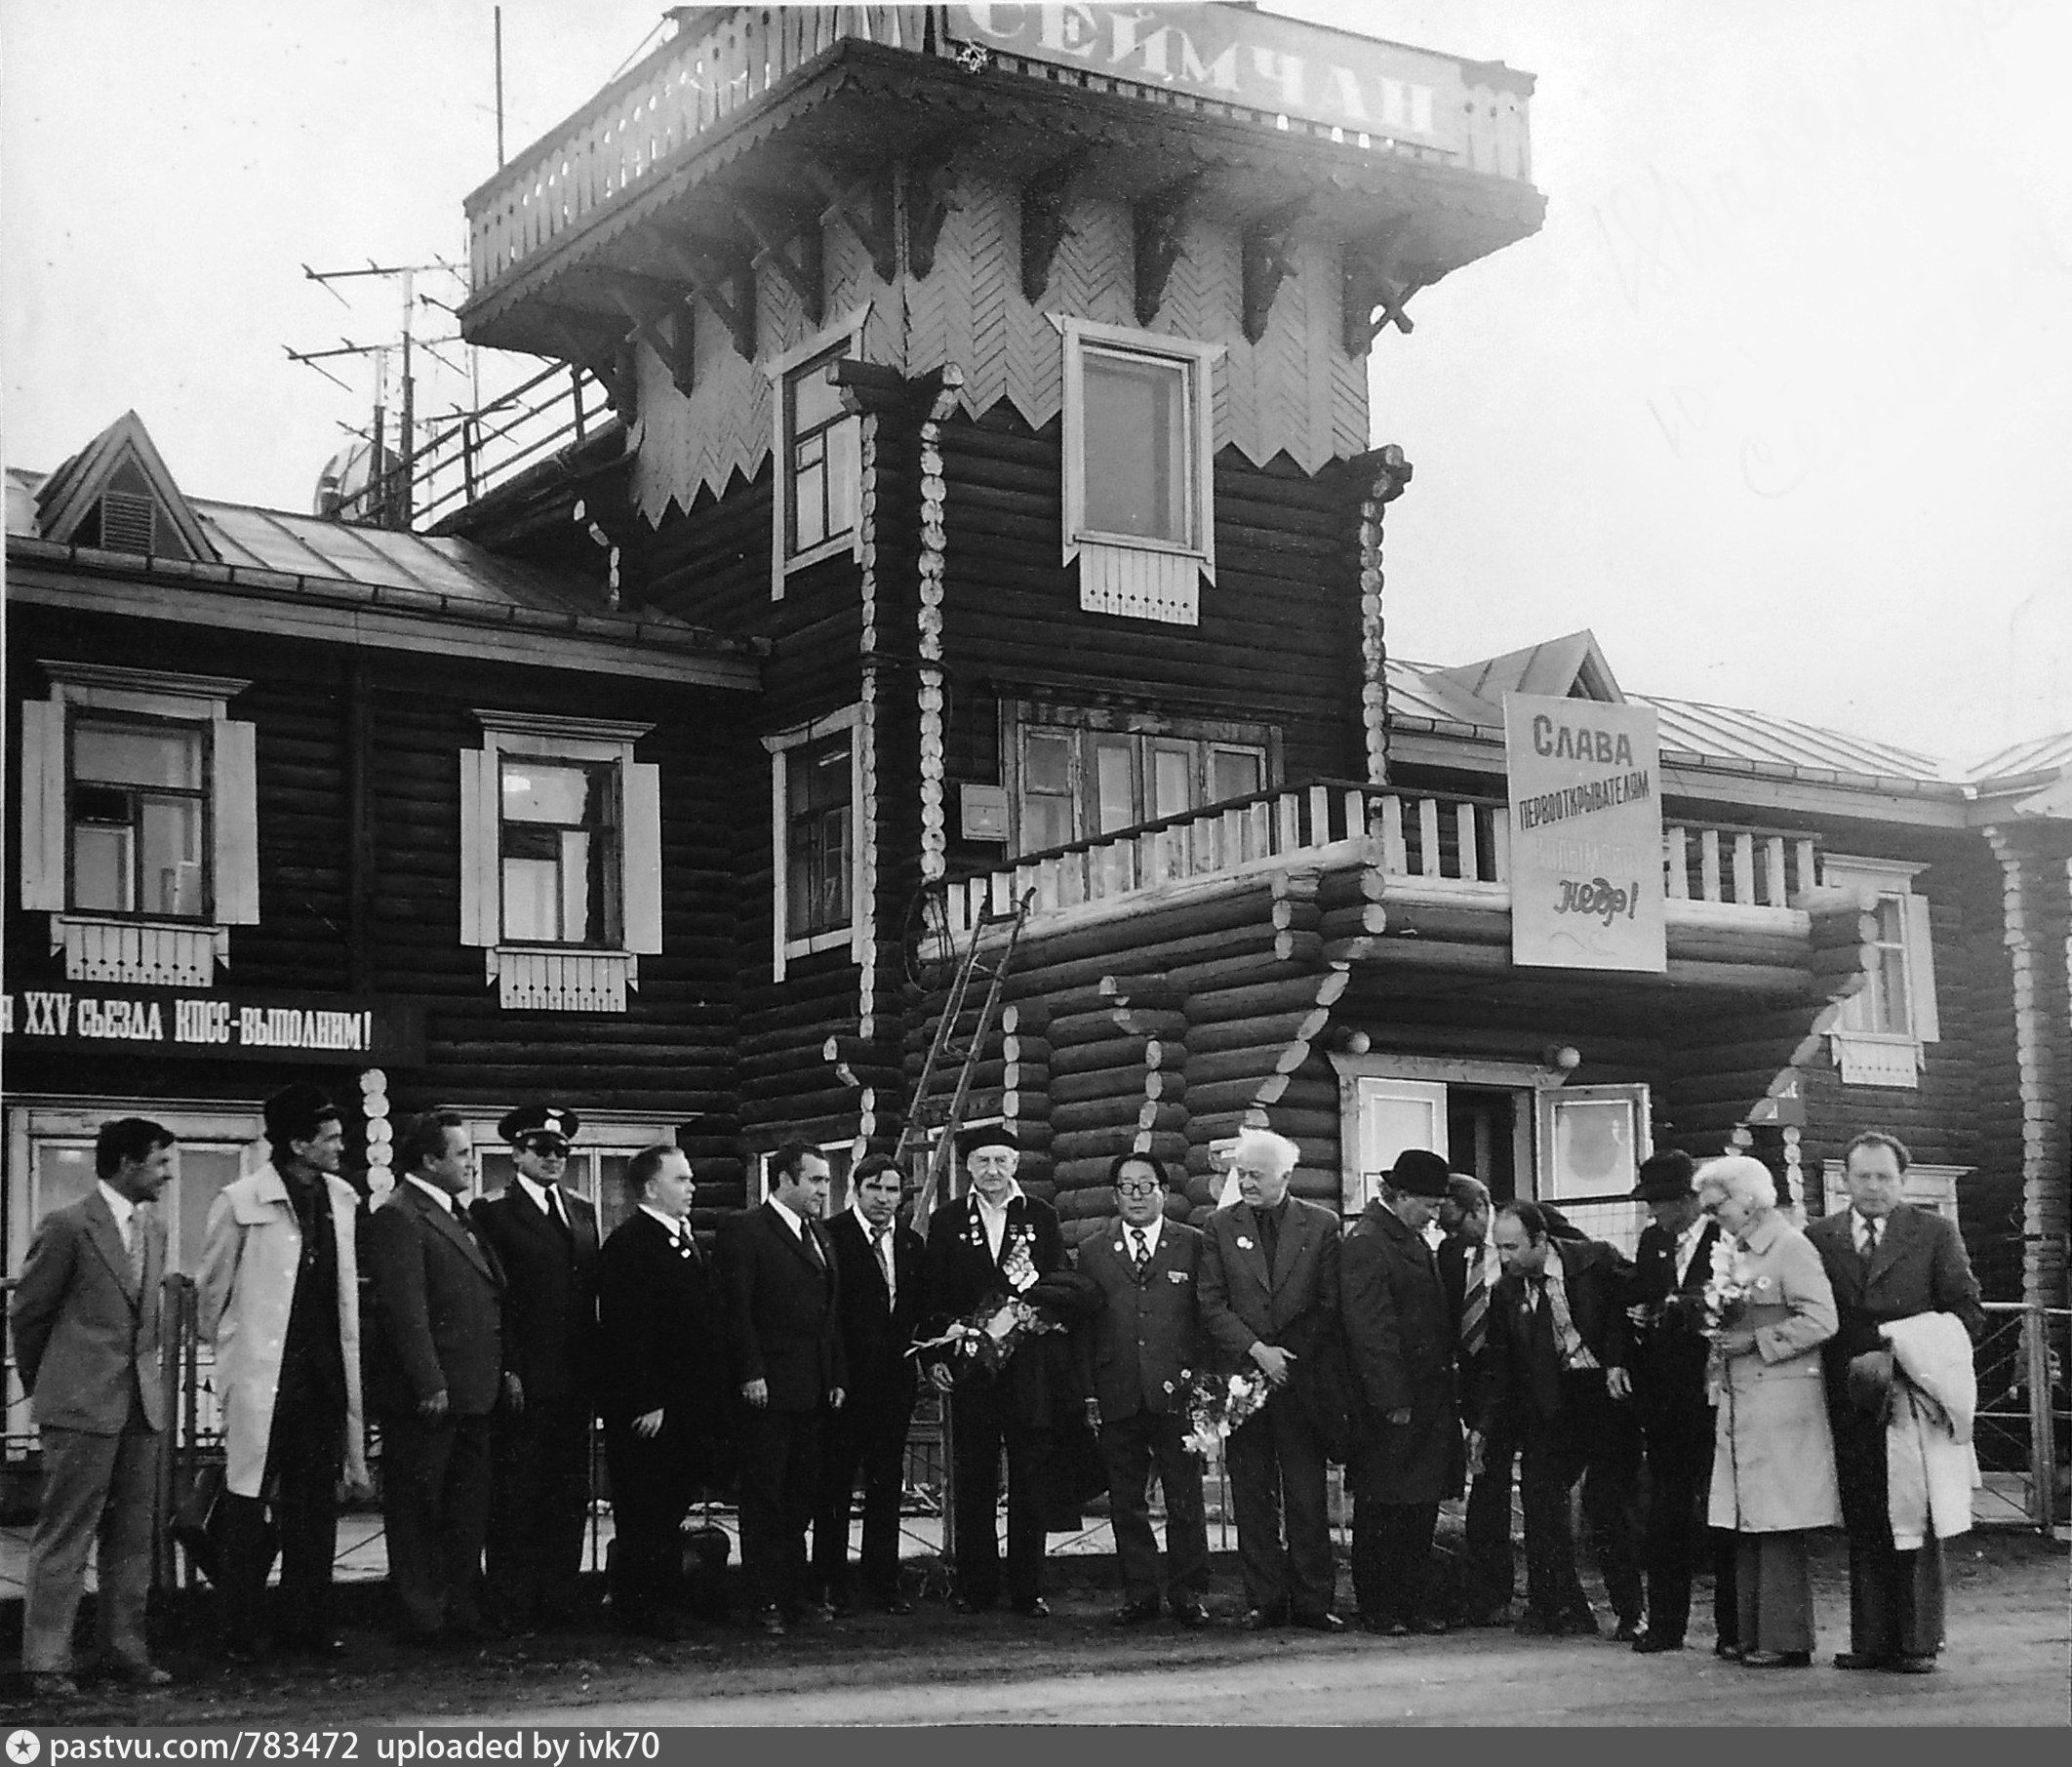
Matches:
[1968,729,2072,785]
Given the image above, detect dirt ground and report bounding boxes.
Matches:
[6,1532,2065,1728]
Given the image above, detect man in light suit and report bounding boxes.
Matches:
[813,1153,924,1616]
[197,1083,368,1664]
[719,1141,847,1635]
[1076,1152,1212,1628]
[10,1117,176,1700]
[364,1108,509,1640]
[471,1104,600,1630]
[1198,1125,1346,1631]
[1807,1129,1984,1674]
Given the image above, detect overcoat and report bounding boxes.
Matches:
[1707,1211,1843,1533]
[195,1161,366,1497]
[1340,1199,1463,1503]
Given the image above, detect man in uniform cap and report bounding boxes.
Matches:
[471,1105,601,1629]
[1341,1148,1463,1635]
[917,1123,1070,1616]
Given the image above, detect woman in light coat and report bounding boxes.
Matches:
[1698,1155,1840,1667]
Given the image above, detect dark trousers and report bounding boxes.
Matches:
[379,1409,493,1636]
[812,1390,914,1603]
[1518,1379,1643,1626]
[1099,1408,1210,1610]
[948,1384,1049,1607]
[1641,1397,1733,1644]
[603,1418,697,1626]
[1348,1476,1441,1627]
[1836,1409,1947,1659]
[737,1406,824,1616]
[1225,1399,1335,1620]
[485,1393,593,1625]
[1460,1411,1521,1617]
[218,1385,344,1651]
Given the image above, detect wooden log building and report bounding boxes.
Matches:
[6,3,2067,1378]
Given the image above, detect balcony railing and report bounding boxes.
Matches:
[938,781,1821,940]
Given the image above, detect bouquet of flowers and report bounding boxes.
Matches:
[908,1292,1060,1381]
[1699,1236,1775,1399]
[1175,1365,1274,1459]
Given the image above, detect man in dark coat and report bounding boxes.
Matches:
[1806,1130,1984,1674]
[596,1143,732,1639]
[812,1153,923,1616]
[1198,1126,1345,1631]
[1486,1200,1644,1640]
[470,1104,600,1629]
[364,1109,509,1641]
[1076,1152,1212,1628]
[918,1123,1072,1617]
[1341,1148,1463,1636]
[1624,1148,1735,1654]
[718,1141,847,1635]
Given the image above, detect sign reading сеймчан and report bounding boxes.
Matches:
[1504,693,1666,974]
[2,984,422,1065]
[946,5,1461,150]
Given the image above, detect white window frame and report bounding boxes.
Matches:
[768,305,871,600]
[457,1108,676,1227]
[459,710,660,1012]
[1823,855,1940,1088]
[1537,1084,1653,1204]
[1821,1159,1967,1226]
[753,1139,859,1213]
[764,704,865,980]
[18,663,258,988]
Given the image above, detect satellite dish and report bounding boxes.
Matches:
[312,440,375,519]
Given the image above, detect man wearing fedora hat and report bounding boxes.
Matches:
[1341,1148,1464,1636]
[1625,1148,1734,1654]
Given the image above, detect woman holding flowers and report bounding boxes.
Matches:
[1697,1155,1841,1667]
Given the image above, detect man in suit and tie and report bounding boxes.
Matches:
[1342,1149,1462,1637]
[596,1144,732,1640]
[1076,1152,1212,1628]
[1624,1149,1735,1655]
[812,1153,924,1616]
[364,1108,509,1640]
[1486,1200,1644,1640]
[1198,1125,1345,1632]
[471,1104,600,1631]
[918,1123,1071,1617]
[719,1141,847,1635]
[10,1117,176,1700]
[197,1083,369,1664]
[1806,1129,1984,1674]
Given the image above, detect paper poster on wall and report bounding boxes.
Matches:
[1504,692,1666,973]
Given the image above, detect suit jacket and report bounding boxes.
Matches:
[1629,1219,1725,1419]
[1198,1194,1348,1454]
[920,1187,1079,1429]
[470,1181,600,1408]
[1805,1203,1984,1417]
[364,1181,506,1419]
[1341,1200,1463,1501]
[717,1203,846,1413]
[596,1209,732,1430]
[1488,1235,1635,1427]
[1437,1233,1497,1422]
[823,1209,924,1419]
[8,1189,167,1434]
[1076,1216,1205,1422]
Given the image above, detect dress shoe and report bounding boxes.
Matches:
[1111,1600,1162,1626]
[1173,1601,1212,1628]
[951,1593,994,1615]
[1631,1632,1685,1654]
[878,1596,915,1617]
[756,1605,788,1637]
[795,1600,838,1625]
[1011,1596,1051,1619]
[104,1660,175,1687]
[1614,1617,1643,1644]
[1832,1650,1886,1670]
[1411,1616,1449,1636]
[1292,1611,1345,1633]
[1239,1607,1281,1630]
[28,1671,81,1702]
[1741,1649,1812,1667]
[1888,1653,1937,1674]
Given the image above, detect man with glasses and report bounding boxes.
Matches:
[1076,1152,1212,1627]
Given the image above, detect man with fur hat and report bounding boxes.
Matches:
[196,1082,369,1662]
[1625,1147,1734,1654]
[1341,1148,1463,1636]
[917,1123,1070,1616]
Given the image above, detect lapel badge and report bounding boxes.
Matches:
[1113,1240,1125,1253]
[1167,1269,1188,1283]
[1236,1235,1254,1251]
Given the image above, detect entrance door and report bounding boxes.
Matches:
[1447,1087,1520,1205]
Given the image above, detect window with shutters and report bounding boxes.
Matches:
[16,663,257,988]
[1823,855,1940,1088]
[765,706,865,980]
[459,711,661,1013]
[767,307,869,598]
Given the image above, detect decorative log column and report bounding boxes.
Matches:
[1357,443,1414,786]
[916,367,963,883]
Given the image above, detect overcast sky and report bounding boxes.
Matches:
[5,1,2067,764]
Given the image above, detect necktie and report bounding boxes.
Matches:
[1256,1205,1279,1270]
[1859,1216,1880,1271]
[877,1227,897,1304]
[803,1223,826,1270]
[675,1225,697,1264]
[1130,1226,1150,1279]
[544,1185,570,1234]
[127,1201,150,1292]
[1459,1248,1489,1357]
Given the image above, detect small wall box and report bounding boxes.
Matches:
[961,783,1010,841]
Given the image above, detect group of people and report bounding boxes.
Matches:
[9,1084,1983,1702]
